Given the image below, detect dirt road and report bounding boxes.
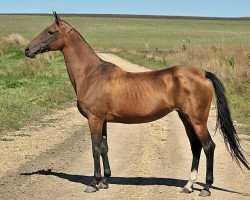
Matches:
[0,53,249,200]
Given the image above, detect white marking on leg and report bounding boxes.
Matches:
[185,169,198,191]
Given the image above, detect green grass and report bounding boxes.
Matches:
[1,15,250,50]
[0,14,249,135]
[115,51,168,70]
[0,43,74,132]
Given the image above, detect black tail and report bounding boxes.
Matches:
[205,71,250,170]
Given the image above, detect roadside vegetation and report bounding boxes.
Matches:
[116,45,250,135]
[0,35,74,133]
[0,15,249,135]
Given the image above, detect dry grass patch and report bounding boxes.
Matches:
[1,33,27,45]
[116,46,250,134]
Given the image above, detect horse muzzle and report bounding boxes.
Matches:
[25,46,36,58]
[25,44,48,58]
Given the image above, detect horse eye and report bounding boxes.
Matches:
[48,30,54,35]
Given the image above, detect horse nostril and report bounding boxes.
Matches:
[25,47,30,53]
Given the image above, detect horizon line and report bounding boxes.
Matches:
[0,13,250,20]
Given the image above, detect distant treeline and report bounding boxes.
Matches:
[0,13,250,21]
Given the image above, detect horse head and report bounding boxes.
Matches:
[25,11,72,58]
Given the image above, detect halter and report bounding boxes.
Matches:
[39,25,73,53]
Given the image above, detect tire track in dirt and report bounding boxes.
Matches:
[0,53,249,200]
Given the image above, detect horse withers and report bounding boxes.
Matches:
[25,12,249,196]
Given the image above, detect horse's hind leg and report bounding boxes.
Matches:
[178,113,202,193]
[192,123,215,197]
[99,122,111,189]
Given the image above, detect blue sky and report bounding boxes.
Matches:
[0,0,249,17]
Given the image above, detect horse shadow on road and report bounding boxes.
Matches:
[20,169,246,196]
[21,169,187,187]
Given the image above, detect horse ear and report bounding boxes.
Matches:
[53,11,62,25]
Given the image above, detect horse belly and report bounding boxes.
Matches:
[106,99,173,124]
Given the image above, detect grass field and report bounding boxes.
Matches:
[0,42,74,133]
[1,15,250,50]
[0,14,249,135]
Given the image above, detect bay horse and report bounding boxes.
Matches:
[25,12,249,197]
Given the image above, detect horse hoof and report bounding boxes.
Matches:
[98,181,109,189]
[180,187,193,193]
[199,189,211,197]
[84,185,98,193]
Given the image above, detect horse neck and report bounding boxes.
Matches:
[61,30,101,93]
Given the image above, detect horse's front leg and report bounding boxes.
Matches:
[99,122,111,189]
[84,115,104,193]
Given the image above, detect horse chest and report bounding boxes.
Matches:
[77,97,108,119]
[76,100,89,118]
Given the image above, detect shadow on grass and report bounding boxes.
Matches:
[20,169,248,196]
